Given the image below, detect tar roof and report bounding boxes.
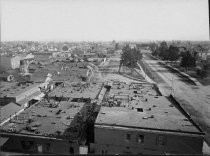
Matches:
[1,99,88,141]
[49,82,102,99]
[96,82,202,134]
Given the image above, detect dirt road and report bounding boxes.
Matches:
[143,53,210,146]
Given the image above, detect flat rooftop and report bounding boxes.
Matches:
[96,82,202,134]
[49,82,102,99]
[30,61,88,82]
[1,99,89,141]
[109,82,157,98]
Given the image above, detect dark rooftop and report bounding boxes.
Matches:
[1,99,89,141]
[49,82,102,99]
[1,81,102,141]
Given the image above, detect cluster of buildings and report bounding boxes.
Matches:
[95,81,204,154]
[0,78,205,154]
[0,42,117,74]
[0,41,207,155]
[0,81,102,154]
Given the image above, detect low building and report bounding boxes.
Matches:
[33,52,52,64]
[52,52,72,58]
[0,100,90,154]
[0,55,22,71]
[0,82,51,106]
[94,81,204,155]
[71,49,85,57]
[0,82,103,154]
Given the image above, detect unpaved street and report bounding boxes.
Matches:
[143,53,210,146]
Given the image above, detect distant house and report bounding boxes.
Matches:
[107,49,115,55]
[52,52,71,58]
[129,44,137,49]
[207,50,210,63]
[72,49,85,57]
[33,52,52,63]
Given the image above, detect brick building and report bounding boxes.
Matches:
[93,82,204,155]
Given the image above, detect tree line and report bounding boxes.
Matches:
[119,44,143,73]
[150,41,208,78]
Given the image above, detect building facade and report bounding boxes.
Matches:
[0,55,22,71]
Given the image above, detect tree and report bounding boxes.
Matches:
[115,43,120,50]
[62,45,69,51]
[119,44,130,72]
[119,44,142,73]
[180,51,196,72]
[168,45,179,61]
[159,41,169,60]
[150,44,159,56]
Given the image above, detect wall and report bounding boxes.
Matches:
[0,97,16,106]
[138,60,157,82]
[2,136,79,154]
[0,56,12,71]
[94,126,203,155]
[11,56,21,69]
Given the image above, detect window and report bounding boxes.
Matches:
[37,144,42,153]
[102,149,107,155]
[137,135,144,144]
[157,135,165,146]
[21,141,34,150]
[46,143,50,152]
[125,133,131,142]
[69,147,74,154]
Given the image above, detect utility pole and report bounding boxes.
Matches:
[171,76,174,95]
[144,65,147,79]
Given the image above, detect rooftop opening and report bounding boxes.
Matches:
[136,108,143,112]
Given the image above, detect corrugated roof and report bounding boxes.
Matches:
[17,91,43,105]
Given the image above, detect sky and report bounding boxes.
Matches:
[1,0,209,41]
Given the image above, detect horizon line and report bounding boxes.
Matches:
[1,39,210,43]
